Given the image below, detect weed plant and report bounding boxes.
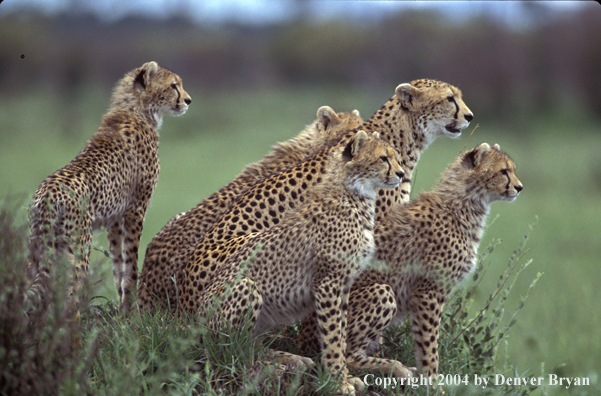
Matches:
[0,195,97,395]
[0,196,542,395]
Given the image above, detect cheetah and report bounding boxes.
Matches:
[138,106,363,310]
[184,131,404,395]
[27,61,191,313]
[295,143,523,381]
[176,79,473,300]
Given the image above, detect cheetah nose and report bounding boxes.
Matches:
[515,184,523,193]
[464,113,474,122]
[184,98,192,105]
[396,170,405,179]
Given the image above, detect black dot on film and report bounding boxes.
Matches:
[21,54,25,59]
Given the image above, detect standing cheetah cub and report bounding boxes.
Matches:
[138,106,363,311]
[185,131,403,395]
[27,61,191,313]
[296,143,523,380]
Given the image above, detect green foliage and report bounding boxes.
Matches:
[83,302,204,395]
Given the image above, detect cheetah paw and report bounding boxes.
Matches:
[393,362,418,379]
[273,354,314,371]
[348,376,365,392]
[338,381,356,395]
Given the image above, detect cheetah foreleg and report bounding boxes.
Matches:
[118,205,147,312]
[408,281,445,378]
[313,272,355,394]
[345,283,417,379]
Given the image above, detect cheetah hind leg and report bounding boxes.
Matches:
[107,218,126,310]
[208,278,313,379]
[219,279,313,371]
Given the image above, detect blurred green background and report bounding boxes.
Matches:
[1,1,600,393]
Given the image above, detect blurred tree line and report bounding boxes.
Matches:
[1,3,600,124]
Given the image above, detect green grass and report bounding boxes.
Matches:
[1,85,600,394]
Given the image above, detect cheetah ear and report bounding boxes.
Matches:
[351,130,369,156]
[463,143,490,169]
[352,109,361,117]
[317,106,341,130]
[492,143,501,151]
[342,130,368,162]
[134,61,159,92]
[395,83,422,110]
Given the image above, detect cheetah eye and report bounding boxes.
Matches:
[171,83,177,89]
[447,96,455,103]
[380,155,388,163]
[501,169,509,176]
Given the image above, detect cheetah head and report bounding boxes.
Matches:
[395,79,473,141]
[462,143,523,204]
[343,130,404,197]
[133,61,192,118]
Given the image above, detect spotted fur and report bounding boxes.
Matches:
[27,61,191,313]
[181,131,404,395]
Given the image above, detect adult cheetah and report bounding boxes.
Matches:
[186,131,404,395]
[27,61,191,313]
[296,143,523,381]
[138,106,363,310]
[176,79,473,300]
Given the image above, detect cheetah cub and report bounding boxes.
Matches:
[27,61,191,313]
[185,131,403,395]
[297,143,523,381]
[139,106,363,311]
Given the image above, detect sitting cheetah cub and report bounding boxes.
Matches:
[296,143,523,380]
[138,106,363,311]
[187,131,403,395]
[27,61,191,313]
